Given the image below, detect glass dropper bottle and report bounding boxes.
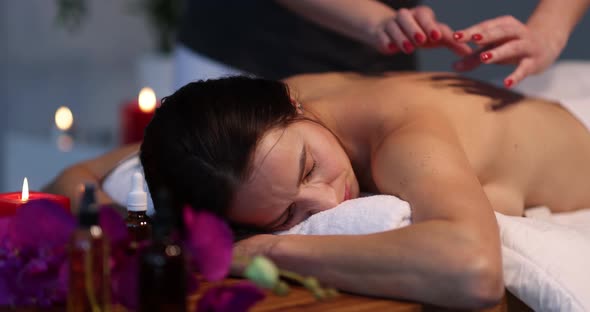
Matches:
[126,171,152,244]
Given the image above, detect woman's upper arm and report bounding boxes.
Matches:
[372,117,498,232]
[81,143,141,182]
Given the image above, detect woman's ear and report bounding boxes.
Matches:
[290,98,304,114]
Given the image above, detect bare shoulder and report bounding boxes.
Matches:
[371,112,497,224]
[283,72,362,99]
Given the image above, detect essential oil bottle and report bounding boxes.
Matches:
[67,184,111,312]
[138,189,186,312]
[126,171,152,243]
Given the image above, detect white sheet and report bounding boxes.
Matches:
[276,195,590,312]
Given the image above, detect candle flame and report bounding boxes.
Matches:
[55,106,74,131]
[22,177,29,202]
[138,87,157,113]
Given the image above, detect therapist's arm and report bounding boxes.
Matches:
[275,0,471,56]
[526,0,589,52]
[275,0,396,46]
[454,0,590,87]
[43,143,140,212]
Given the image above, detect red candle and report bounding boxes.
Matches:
[0,178,70,217]
[121,87,158,145]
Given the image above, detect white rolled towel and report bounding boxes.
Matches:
[275,195,412,235]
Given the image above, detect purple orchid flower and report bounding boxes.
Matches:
[0,199,76,307]
[183,206,233,281]
[196,281,265,312]
[98,205,140,310]
[183,206,266,311]
[0,200,265,311]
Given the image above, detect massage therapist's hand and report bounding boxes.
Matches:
[452,15,566,88]
[373,6,472,57]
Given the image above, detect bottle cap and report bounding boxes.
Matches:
[127,171,148,212]
[152,188,175,240]
[79,183,98,227]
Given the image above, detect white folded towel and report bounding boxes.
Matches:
[275,195,412,235]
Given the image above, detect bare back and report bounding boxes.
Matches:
[286,72,590,215]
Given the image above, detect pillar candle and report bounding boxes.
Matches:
[121,87,158,145]
[0,192,70,217]
[0,178,70,217]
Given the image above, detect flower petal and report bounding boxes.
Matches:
[183,206,233,281]
[111,252,139,310]
[9,199,76,250]
[197,281,265,312]
[99,205,129,246]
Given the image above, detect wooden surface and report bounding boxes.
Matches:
[191,278,421,312]
[3,279,531,312]
[190,278,532,312]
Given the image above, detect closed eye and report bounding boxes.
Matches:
[304,160,316,181]
[277,204,295,230]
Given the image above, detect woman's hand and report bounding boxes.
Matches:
[231,234,280,275]
[372,6,472,57]
[452,15,566,88]
[233,234,280,259]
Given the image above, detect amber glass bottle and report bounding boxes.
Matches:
[138,190,186,312]
[67,184,111,312]
[126,172,152,243]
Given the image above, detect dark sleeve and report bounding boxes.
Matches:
[178,0,419,79]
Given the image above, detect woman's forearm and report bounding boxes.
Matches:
[269,220,503,309]
[274,0,396,47]
[42,164,114,212]
[42,143,140,212]
[527,0,590,51]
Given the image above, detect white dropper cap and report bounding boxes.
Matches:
[127,171,148,212]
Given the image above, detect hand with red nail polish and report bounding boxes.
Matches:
[480,52,492,62]
[450,0,589,88]
[373,5,472,56]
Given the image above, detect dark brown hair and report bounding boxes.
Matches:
[140,76,298,222]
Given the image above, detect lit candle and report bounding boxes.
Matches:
[121,87,158,145]
[55,106,74,132]
[54,106,74,152]
[0,178,70,217]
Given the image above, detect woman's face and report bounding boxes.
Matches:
[228,120,360,231]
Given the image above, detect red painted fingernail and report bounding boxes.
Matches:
[480,52,492,62]
[402,40,414,53]
[430,30,441,41]
[387,42,398,53]
[472,33,483,41]
[504,78,514,88]
[453,32,463,40]
[414,33,426,44]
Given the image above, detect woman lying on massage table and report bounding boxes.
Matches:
[45,72,590,309]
